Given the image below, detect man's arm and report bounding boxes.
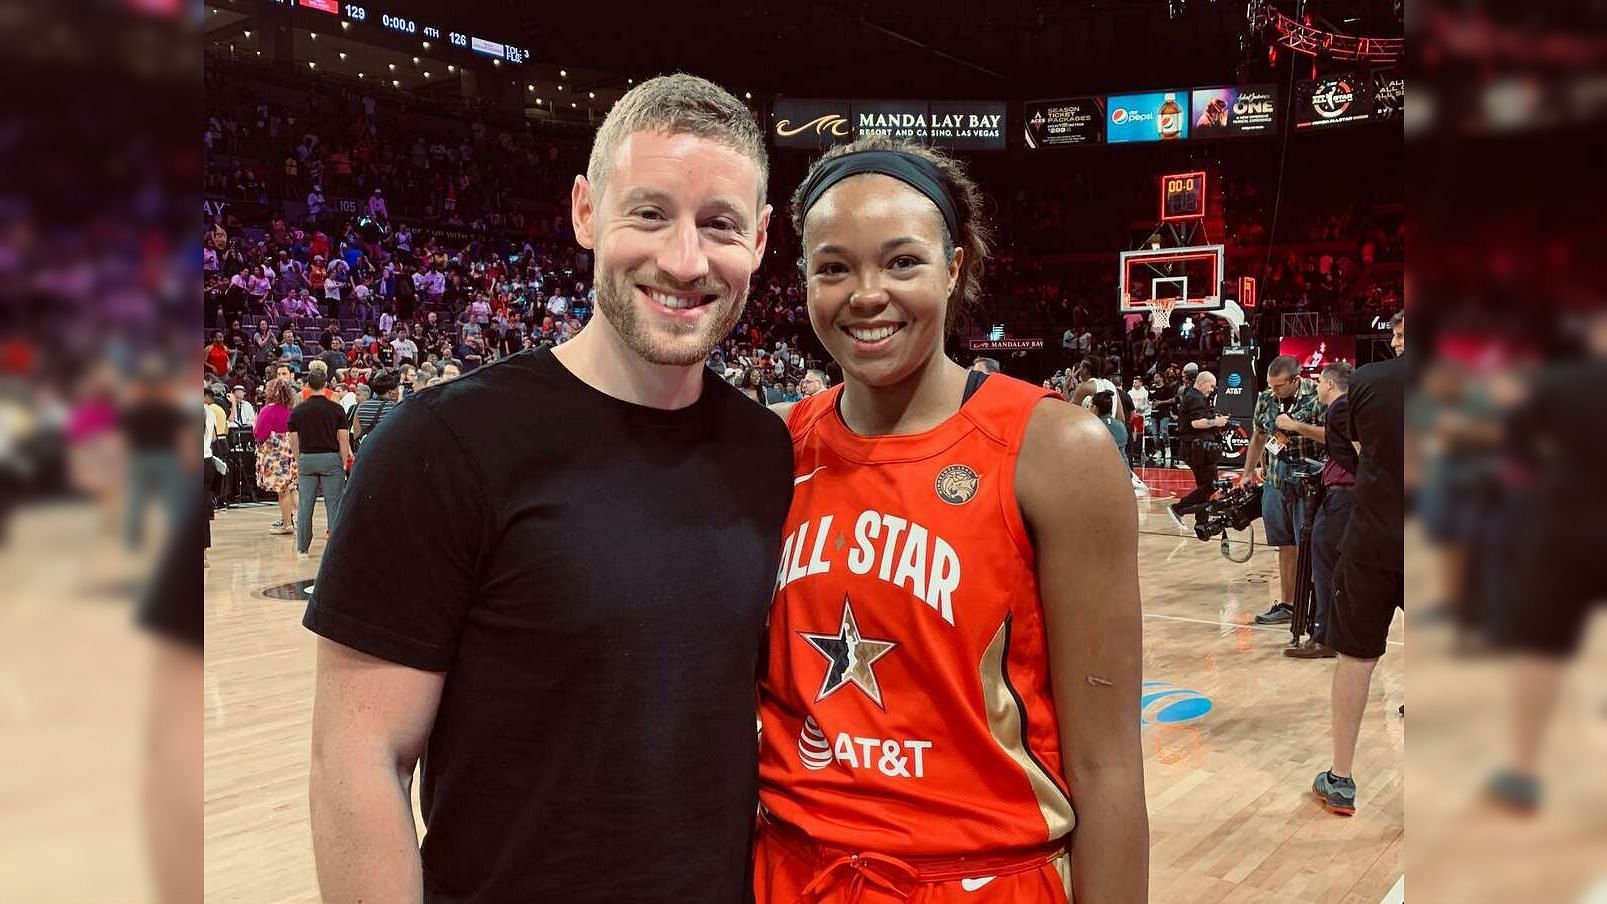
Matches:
[1241,396,1269,483]
[1275,412,1325,443]
[288,430,300,458]
[309,639,443,904]
[1016,400,1149,904]
[1068,380,1094,407]
[337,427,353,466]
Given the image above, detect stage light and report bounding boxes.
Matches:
[392,80,400,87]
[535,98,542,104]
[447,64,455,72]
[528,84,534,91]
[309,32,317,40]
[560,69,567,77]
[256,50,262,56]
[389,63,396,70]
[243,29,250,37]
[340,21,348,30]
[413,56,419,64]
[423,71,431,79]
[358,72,365,78]
[571,102,576,108]
[308,61,316,69]
[492,59,500,66]
[339,51,347,60]
[588,91,595,98]
[422,41,430,49]
[745,92,752,99]
[627,78,632,84]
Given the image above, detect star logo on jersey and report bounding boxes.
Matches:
[799,596,898,709]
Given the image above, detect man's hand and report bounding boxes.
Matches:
[1213,415,1229,428]
[1274,413,1300,433]
[1240,466,1263,486]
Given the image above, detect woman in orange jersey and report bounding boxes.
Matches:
[756,135,1148,903]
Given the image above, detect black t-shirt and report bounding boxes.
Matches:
[287,396,347,453]
[302,347,794,904]
[1322,394,1359,479]
[1176,386,1212,437]
[1341,355,1405,570]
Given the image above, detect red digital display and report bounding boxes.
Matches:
[1160,171,1207,222]
[1239,276,1257,309]
[299,0,339,13]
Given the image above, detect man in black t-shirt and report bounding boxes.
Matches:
[1168,371,1230,526]
[287,369,351,558]
[1283,362,1354,659]
[304,75,792,904]
[1315,317,1405,817]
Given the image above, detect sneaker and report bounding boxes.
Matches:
[296,551,312,560]
[1312,770,1356,816]
[1486,769,1540,813]
[1254,602,1295,625]
[1283,638,1338,659]
[1166,504,1188,530]
[269,523,293,535]
[270,519,285,529]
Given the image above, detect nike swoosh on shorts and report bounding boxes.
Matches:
[960,876,997,892]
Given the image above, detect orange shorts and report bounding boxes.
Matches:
[753,816,1072,903]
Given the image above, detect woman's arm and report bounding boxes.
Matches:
[1016,399,1149,903]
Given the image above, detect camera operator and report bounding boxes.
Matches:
[1315,318,1405,817]
[1168,370,1230,527]
[1281,362,1354,659]
[1243,355,1326,625]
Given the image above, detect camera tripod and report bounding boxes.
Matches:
[1286,470,1327,649]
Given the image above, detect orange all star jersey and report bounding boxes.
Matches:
[757,375,1078,856]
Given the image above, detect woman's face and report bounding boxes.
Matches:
[801,174,960,389]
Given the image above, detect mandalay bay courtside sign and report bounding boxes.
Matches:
[772,99,1007,151]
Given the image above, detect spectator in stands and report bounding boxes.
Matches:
[227,385,257,430]
[319,337,349,374]
[306,184,326,225]
[350,370,400,449]
[278,329,304,373]
[390,328,418,366]
[971,357,1001,374]
[799,369,829,397]
[205,332,231,377]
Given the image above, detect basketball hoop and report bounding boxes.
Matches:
[1147,298,1177,336]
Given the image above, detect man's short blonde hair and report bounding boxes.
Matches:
[308,359,328,375]
[586,73,768,211]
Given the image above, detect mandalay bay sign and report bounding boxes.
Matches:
[772,99,1007,150]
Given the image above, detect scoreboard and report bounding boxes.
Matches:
[1160,171,1206,222]
[280,0,531,64]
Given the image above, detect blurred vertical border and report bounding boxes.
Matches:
[1410,1,1607,901]
[0,0,201,902]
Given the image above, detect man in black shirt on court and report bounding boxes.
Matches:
[287,369,351,559]
[303,75,792,903]
[1169,370,1230,527]
[1314,314,1406,816]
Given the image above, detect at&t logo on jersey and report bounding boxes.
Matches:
[795,715,934,779]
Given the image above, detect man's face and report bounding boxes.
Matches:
[275,366,291,382]
[1391,322,1405,357]
[442,364,461,380]
[1317,373,1342,406]
[233,388,245,402]
[573,130,770,366]
[1267,370,1299,400]
[1199,375,1217,395]
[799,374,824,396]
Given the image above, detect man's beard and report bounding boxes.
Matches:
[594,265,747,367]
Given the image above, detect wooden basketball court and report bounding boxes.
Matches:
[202,491,1406,903]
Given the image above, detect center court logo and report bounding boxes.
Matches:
[1140,680,1213,725]
[1226,372,1243,389]
[935,464,980,505]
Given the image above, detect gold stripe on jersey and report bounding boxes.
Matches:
[979,617,1076,840]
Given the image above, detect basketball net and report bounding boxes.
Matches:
[1147,298,1177,337]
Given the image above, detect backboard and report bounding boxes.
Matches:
[1119,244,1225,314]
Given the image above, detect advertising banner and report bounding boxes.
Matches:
[1369,70,1405,120]
[771,99,1005,150]
[1106,91,1190,143]
[967,338,1045,351]
[1190,85,1279,136]
[1023,97,1105,148]
[1294,74,1371,129]
[1216,348,1258,420]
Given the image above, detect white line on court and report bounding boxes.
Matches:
[1380,875,1404,904]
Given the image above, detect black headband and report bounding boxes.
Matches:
[797,150,958,240]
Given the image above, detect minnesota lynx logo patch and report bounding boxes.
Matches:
[935,464,980,505]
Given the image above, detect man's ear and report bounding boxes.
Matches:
[572,176,598,250]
